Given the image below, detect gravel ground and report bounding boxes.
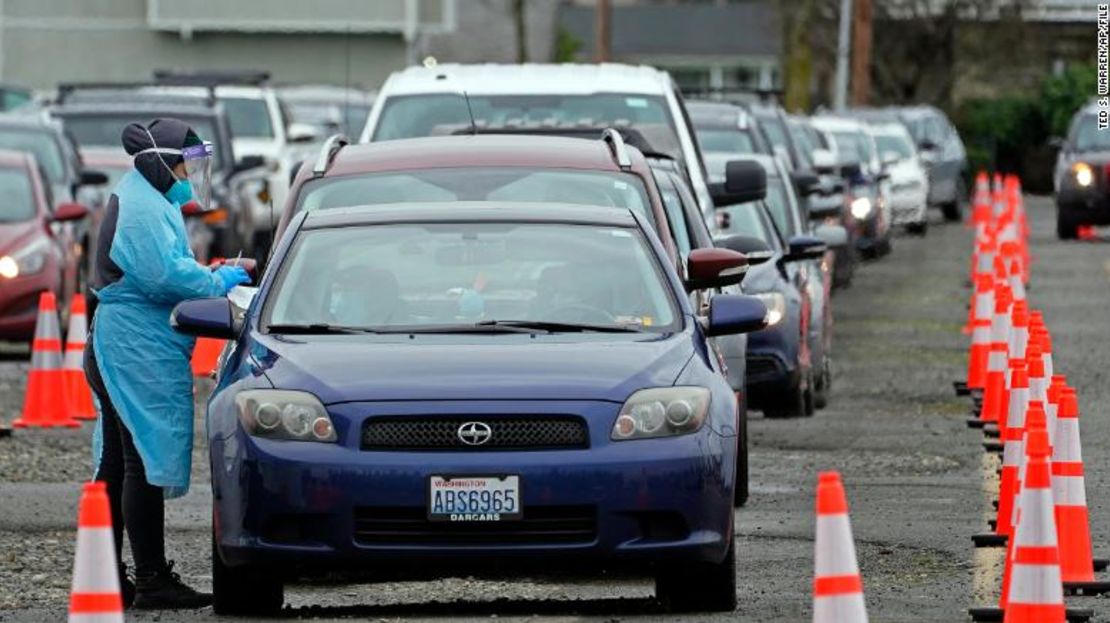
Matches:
[1,196,1106,621]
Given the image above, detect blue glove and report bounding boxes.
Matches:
[214,265,251,294]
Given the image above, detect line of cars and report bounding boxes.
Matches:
[161,63,968,615]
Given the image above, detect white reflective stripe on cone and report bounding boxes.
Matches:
[813,595,869,623]
[1007,565,1064,604]
[71,528,120,593]
[1010,276,1026,301]
[974,291,994,320]
[1009,327,1028,360]
[1054,420,1083,462]
[1042,354,1053,379]
[30,348,62,370]
[977,251,995,274]
[1002,440,1023,467]
[1052,474,1087,506]
[815,515,860,576]
[1014,489,1058,547]
[988,349,1007,371]
[972,324,991,344]
[62,349,83,370]
[69,613,124,623]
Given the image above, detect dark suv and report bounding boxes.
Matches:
[1053,101,1110,238]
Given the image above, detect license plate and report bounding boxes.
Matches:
[428,475,522,521]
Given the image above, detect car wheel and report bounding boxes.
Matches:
[906,220,928,236]
[1057,209,1079,240]
[212,532,283,617]
[734,392,749,508]
[655,524,737,612]
[763,377,807,419]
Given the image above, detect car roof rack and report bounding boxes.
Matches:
[682,86,783,105]
[444,125,669,169]
[312,134,349,177]
[152,69,271,87]
[56,81,217,105]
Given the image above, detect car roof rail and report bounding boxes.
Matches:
[152,69,271,87]
[312,134,349,177]
[55,81,217,106]
[601,128,632,171]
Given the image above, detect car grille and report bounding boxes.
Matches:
[361,416,589,451]
[353,505,597,546]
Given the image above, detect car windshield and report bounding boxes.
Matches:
[1073,114,1110,152]
[372,93,680,157]
[222,97,274,139]
[295,168,656,229]
[287,101,371,137]
[762,176,795,237]
[265,221,679,333]
[0,128,65,186]
[874,133,914,160]
[756,115,787,148]
[0,167,34,222]
[717,201,774,245]
[62,115,224,169]
[695,128,755,154]
[831,130,873,163]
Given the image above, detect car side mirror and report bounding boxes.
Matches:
[705,294,768,337]
[685,247,749,292]
[78,169,109,186]
[709,160,766,207]
[714,233,774,265]
[171,297,240,339]
[287,122,319,144]
[52,202,88,222]
[791,171,821,196]
[813,224,849,248]
[234,154,267,174]
[784,235,827,262]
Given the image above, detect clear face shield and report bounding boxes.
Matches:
[181,142,214,211]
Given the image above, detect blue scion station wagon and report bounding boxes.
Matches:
[172,202,767,616]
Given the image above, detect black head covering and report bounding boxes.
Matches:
[121,118,199,194]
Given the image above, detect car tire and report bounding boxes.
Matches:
[942,178,965,221]
[212,533,284,617]
[763,377,807,419]
[906,220,928,236]
[734,392,749,508]
[655,526,737,612]
[1057,209,1079,240]
[813,358,831,410]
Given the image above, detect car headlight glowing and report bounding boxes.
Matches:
[752,292,787,327]
[611,387,710,440]
[0,256,17,279]
[1073,162,1094,187]
[0,237,50,279]
[850,196,873,219]
[234,390,337,442]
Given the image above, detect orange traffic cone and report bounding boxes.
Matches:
[63,295,95,420]
[813,471,868,622]
[1053,389,1110,595]
[13,292,77,428]
[996,366,1030,538]
[1002,424,1065,622]
[1026,341,1050,450]
[69,481,123,623]
[977,284,1012,427]
[190,337,225,377]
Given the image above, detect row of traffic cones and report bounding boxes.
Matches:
[12,292,95,428]
[958,172,1107,622]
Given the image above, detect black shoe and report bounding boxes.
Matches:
[132,560,212,610]
[118,563,135,609]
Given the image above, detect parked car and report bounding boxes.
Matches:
[278,84,375,139]
[1052,101,1110,239]
[811,116,892,259]
[0,150,88,341]
[894,105,967,221]
[710,160,827,417]
[746,101,814,172]
[360,63,718,219]
[177,200,767,616]
[867,121,929,234]
[688,100,773,157]
[51,89,272,260]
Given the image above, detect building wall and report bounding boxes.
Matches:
[418,0,558,63]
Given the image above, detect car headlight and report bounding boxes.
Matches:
[234,390,337,442]
[850,196,873,219]
[611,387,710,441]
[752,292,786,327]
[0,237,50,279]
[1073,162,1094,187]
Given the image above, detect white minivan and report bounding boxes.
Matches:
[359,63,716,219]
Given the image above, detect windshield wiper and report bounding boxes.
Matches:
[476,319,643,333]
[266,323,379,335]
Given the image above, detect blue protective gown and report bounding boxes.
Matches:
[92,169,224,498]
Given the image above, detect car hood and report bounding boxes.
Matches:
[887,159,926,184]
[231,138,281,160]
[247,331,696,404]
[1068,151,1110,165]
[0,220,40,256]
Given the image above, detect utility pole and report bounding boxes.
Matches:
[850,0,872,106]
[595,0,612,63]
[833,0,852,110]
[513,0,528,63]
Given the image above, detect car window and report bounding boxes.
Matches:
[221,97,274,139]
[762,175,797,238]
[0,166,34,222]
[694,127,755,155]
[266,222,679,332]
[1071,114,1110,152]
[61,115,224,169]
[0,128,65,186]
[651,168,693,259]
[716,201,780,250]
[372,93,681,158]
[875,132,914,160]
[295,168,656,229]
[667,170,713,249]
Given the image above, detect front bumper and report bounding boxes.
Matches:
[211,400,735,577]
[1057,184,1110,225]
[887,184,928,225]
[0,268,58,341]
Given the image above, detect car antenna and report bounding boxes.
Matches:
[462,91,478,136]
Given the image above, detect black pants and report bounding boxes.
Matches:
[85,336,166,577]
